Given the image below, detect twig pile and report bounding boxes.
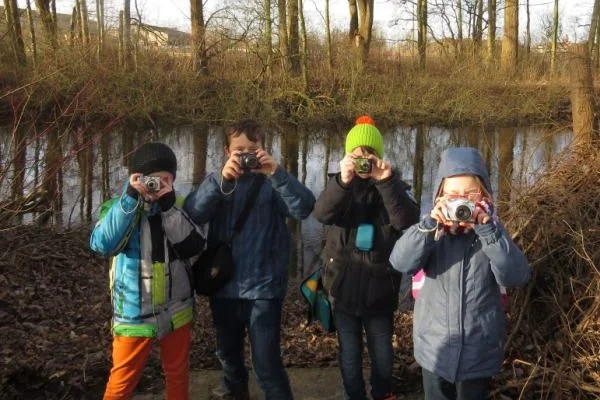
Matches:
[496,149,600,399]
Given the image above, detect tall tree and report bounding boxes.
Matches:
[264,0,273,77]
[298,0,309,91]
[278,0,290,71]
[191,0,207,74]
[70,6,77,47]
[588,0,600,54]
[487,0,496,61]
[35,0,58,48]
[123,0,133,70]
[526,0,531,54]
[325,0,333,72]
[79,0,90,45]
[287,0,300,75]
[26,0,37,65]
[500,0,518,73]
[4,0,27,66]
[417,0,427,69]
[349,0,358,40]
[96,0,105,61]
[473,0,483,48]
[457,0,463,54]
[570,43,598,149]
[357,0,374,63]
[551,0,559,74]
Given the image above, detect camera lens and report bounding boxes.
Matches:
[455,205,472,221]
[246,155,259,169]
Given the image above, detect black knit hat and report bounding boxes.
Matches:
[130,142,177,179]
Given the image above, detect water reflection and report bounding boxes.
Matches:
[0,123,572,275]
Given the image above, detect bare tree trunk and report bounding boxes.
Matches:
[526,0,531,54]
[299,0,309,92]
[457,0,463,54]
[4,0,27,66]
[75,0,82,41]
[595,22,600,69]
[118,10,124,67]
[325,0,333,73]
[417,0,427,69]
[35,0,58,48]
[70,6,77,47]
[51,0,57,32]
[79,0,90,45]
[191,0,208,74]
[487,0,496,62]
[278,0,290,72]
[25,0,37,65]
[569,43,598,149]
[413,124,425,209]
[96,0,105,61]
[288,0,300,75]
[501,0,518,73]
[357,0,374,64]
[265,0,273,77]
[473,0,483,48]
[588,0,600,54]
[123,0,133,71]
[349,0,358,40]
[551,0,559,74]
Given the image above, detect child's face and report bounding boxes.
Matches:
[225,133,262,157]
[442,175,482,202]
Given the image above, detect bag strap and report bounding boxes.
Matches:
[231,174,266,238]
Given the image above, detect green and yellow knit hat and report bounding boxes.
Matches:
[345,116,384,158]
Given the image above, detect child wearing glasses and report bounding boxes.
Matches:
[389,147,530,400]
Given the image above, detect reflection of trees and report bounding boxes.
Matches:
[192,126,208,187]
[10,128,27,224]
[39,129,62,225]
[282,125,300,278]
[498,127,516,216]
[481,126,495,173]
[413,125,425,209]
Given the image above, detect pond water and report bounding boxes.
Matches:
[0,123,572,277]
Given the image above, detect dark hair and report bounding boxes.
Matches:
[224,119,266,147]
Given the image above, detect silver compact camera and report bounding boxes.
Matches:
[444,198,476,222]
[138,176,161,193]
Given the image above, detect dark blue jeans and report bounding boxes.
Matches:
[333,308,394,400]
[422,368,491,400]
[210,298,293,400]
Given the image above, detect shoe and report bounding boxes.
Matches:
[211,380,249,400]
[211,381,232,398]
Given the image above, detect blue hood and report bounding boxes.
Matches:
[433,147,492,203]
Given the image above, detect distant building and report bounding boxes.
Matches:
[132,22,190,47]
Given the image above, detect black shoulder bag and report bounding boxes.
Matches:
[193,175,266,296]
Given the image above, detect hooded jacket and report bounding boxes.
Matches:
[313,172,419,316]
[183,167,315,299]
[389,147,530,383]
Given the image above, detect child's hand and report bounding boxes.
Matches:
[254,149,278,175]
[222,151,242,180]
[458,200,493,229]
[129,173,152,201]
[430,197,452,226]
[340,154,356,185]
[367,155,392,181]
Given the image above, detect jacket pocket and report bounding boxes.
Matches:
[480,308,506,347]
[365,265,396,309]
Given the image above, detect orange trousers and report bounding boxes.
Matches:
[103,324,191,400]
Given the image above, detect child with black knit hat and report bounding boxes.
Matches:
[90,142,207,400]
[313,116,419,400]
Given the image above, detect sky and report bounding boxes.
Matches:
[17,0,597,45]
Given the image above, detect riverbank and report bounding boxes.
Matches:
[0,48,578,129]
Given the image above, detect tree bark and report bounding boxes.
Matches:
[299,0,309,91]
[325,0,333,73]
[191,0,208,74]
[487,0,496,61]
[79,0,90,45]
[457,0,463,54]
[35,0,58,48]
[349,0,358,40]
[4,0,27,66]
[356,0,374,64]
[96,0,104,61]
[265,0,273,77]
[500,0,518,73]
[26,0,37,65]
[118,10,124,66]
[569,43,598,150]
[588,0,600,54]
[473,0,483,48]
[526,0,531,54]
[278,0,290,72]
[551,0,559,74]
[123,0,133,71]
[417,0,427,69]
[288,0,300,75]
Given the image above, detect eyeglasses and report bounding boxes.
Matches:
[443,190,482,201]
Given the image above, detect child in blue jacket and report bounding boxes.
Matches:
[389,147,529,400]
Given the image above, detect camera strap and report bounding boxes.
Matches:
[230,174,266,243]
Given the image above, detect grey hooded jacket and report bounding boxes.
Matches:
[389,147,529,383]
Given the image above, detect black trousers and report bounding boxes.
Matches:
[422,368,491,400]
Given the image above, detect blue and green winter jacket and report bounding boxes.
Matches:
[90,189,207,339]
[183,167,315,299]
[389,147,530,383]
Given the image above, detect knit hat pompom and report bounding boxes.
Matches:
[355,115,376,125]
[345,115,384,158]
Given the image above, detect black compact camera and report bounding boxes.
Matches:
[239,152,261,170]
[138,176,161,193]
[354,157,372,174]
